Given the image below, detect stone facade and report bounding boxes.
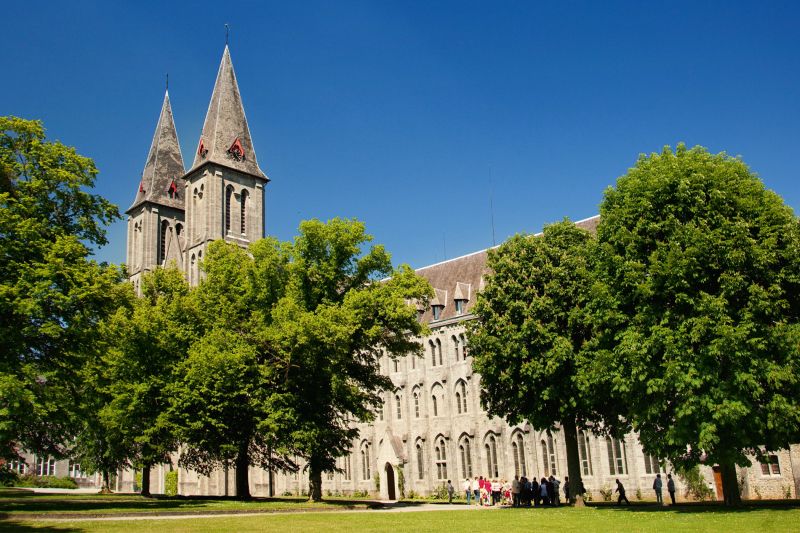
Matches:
[114,45,800,502]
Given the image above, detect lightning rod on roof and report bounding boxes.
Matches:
[225,23,230,45]
[489,166,496,246]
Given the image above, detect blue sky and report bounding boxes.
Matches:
[4,1,799,269]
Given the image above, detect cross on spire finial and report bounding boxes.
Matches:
[225,23,230,45]
[165,73,169,91]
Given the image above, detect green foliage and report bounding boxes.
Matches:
[635,488,642,501]
[164,470,178,496]
[373,472,380,493]
[590,144,800,503]
[0,116,122,461]
[599,486,613,502]
[396,464,405,499]
[0,466,18,487]
[676,465,712,502]
[430,483,449,500]
[15,474,78,489]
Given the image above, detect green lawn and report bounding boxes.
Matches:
[3,505,800,533]
[0,489,377,516]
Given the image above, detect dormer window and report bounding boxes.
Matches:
[453,282,471,316]
[430,288,447,321]
[455,299,466,315]
[432,305,444,320]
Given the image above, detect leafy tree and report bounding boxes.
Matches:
[275,219,431,501]
[168,239,295,499]
[468,220,600,505]
[0,116,121,461]
[589,144,800,505]
[102,267,198,496]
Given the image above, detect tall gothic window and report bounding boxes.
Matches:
[512,433,526,477]
[395,394,402,420]
[459,437,473,479]
[361,443,371,480]
[460,333,468,358]
[606,437,628,476]
[416,443,424,479]
[344,454,352,480]
[578,430,593,476]
[432,395,438,417]
[452,335,460,361]
[240,189,248,234]
[485,435,499,478]
[643,454,662,475]
[160,220,169,263]
[435,438,448,480]
[430,340,437,366]
[459,381,468,413]
[436,338,443,365]
[225,185,234,232]
[414,391,420,418]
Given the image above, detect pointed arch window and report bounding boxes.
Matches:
[436,338,443,366]
[416,443,424,480]
[459,437,473,479]
[578,430,593,476]
[240,189,248,234]
[432,395,438,417]
[414,391,420,418]
[395,394,402,420]
[190,253,196,285]
[344,454,351,480]
[512,433,526,477]
[460,333,468,358]
[225,185,234,233]
[452,335,460,361]
[455,391,462,414]
[435,438,448,480]
[541,434,557,475]
[606,437,628,476]
[160,220,169,264]
[360,442,371,480]
[430,340,436,366]
[485,435,499,478]
[459,381,468,413]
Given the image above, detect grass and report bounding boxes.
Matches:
[2,490,799,533]
[0,489,377,517]
[4,506,800,532]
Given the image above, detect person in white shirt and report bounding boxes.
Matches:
[463,478,472,505]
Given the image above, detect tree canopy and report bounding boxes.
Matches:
[589,144,800,504]
[469,219,599,502]
[0,116,121,461]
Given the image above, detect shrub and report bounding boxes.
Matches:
[15,474,78,489]
[784,485,793,499]
[676,466,713,501]
[164,470,178,496]
[134,470,142,492]
[406,489,420,500]
[429,483,449,500]
[599,486,613,502]
[282,490,294,497]
[373,472,380,493]
[396,464,405,499]
[635,488,642,501]
[0,467,19,487]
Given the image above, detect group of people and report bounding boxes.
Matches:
[455,475,579,506]
[446,473,679,507]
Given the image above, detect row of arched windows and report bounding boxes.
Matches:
[427,333,468,368]
[384,381,470,421]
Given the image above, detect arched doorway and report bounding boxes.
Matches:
[384,463,396,500]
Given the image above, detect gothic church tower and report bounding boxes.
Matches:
[126,45,268,289]
[183,46,269,285]
[126,90,186,293]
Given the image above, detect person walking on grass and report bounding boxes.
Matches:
[447,480,455,503]
[463,478,472,505]
[474,476,481,505]
[667,474,676,505]
[564,475,570,503]
[511,475,521,507]
[653,473,663,504]
[615,479,630,505]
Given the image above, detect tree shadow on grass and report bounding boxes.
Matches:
[0,521,82,533]
[588,500,800,514]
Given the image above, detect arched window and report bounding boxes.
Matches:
[190,253,196,285]
[378,398,384,421]
[240,189,248,234]
[644,453,661,475]
[361,442,371,480]
[430,340,436,366]
[512,433,526,477]
[344,454,351,480]
[432,395,438,417]
[414,391,420,418]
[416,443,424,479]
[543,433,558,475]
[175,223,183,237]
[411,355,416,370]
[606,437,628,475]
[452,335,460,361]
[460,333,468,358]
[160,220,169,263]
[393,359,399,372]
[459,437,473,479]
[435,438,448,480]
[225,185,234,232]
[485,435,499,478]
[395,394,402,420]
[459,381,468,413]
[436,338,443,366]
[455,391,462,414]
[578,430,593,476]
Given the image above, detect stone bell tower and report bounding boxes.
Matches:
[183,45,269,285]
[125,90,186,293]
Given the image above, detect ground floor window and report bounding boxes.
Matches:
[36,456,56,477]
[760,454,781,476]
[606,438,628,476]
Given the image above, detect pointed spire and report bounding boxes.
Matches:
[191,46,267,180]
[128,90,186,212]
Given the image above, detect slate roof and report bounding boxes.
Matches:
[415,215,601,324]
[190,46,267,180]
[127,91,185,213]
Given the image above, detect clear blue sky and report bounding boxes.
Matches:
[4,1,799,269]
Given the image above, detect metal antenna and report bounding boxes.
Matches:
[165,73,169,91]
[225,23,230,45]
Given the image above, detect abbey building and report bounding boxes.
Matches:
[113,46,800,501]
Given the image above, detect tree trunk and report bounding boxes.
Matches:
[719,459,741,506]
[100,469,112,494]
[140,464,151,497]
[563,418,585,507]
[308,455,323,502]
[235,441,251,500]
